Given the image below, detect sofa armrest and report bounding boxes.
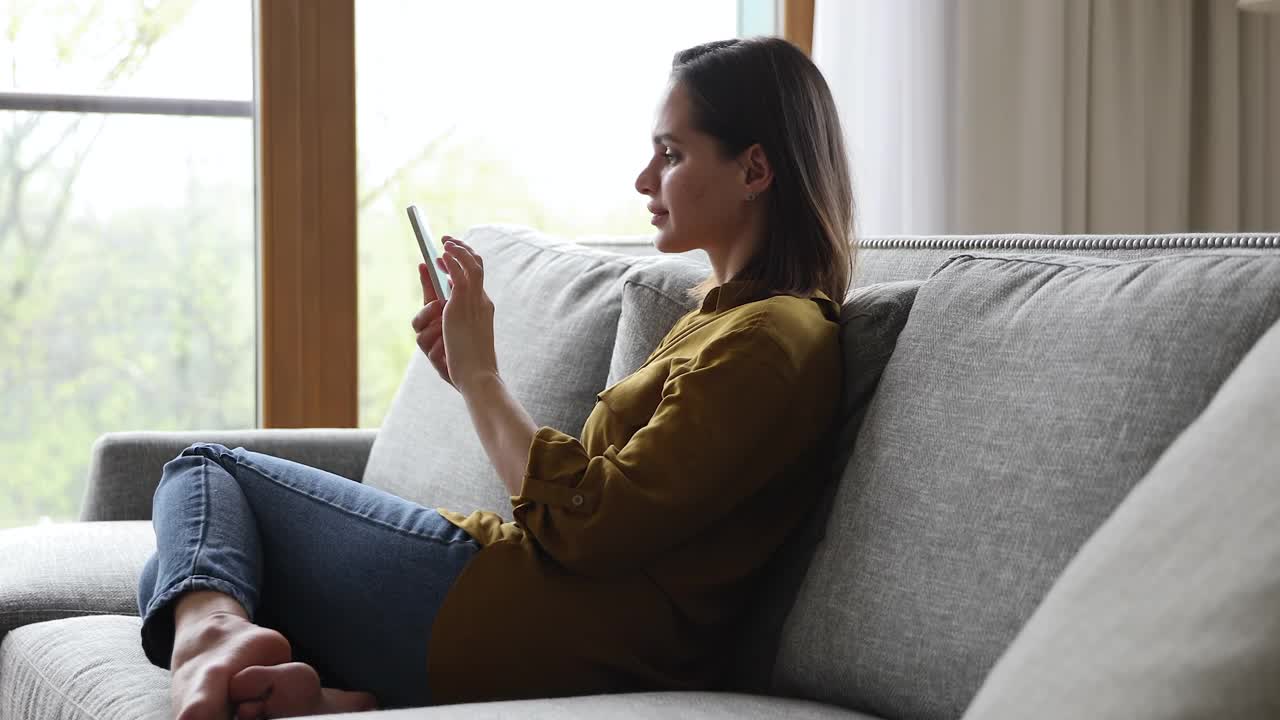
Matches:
[0,521,156,642]
[79,429,379,522]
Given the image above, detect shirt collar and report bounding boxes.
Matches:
[810,291,842,322]
[699,280,766,314]
[699,280,842,322]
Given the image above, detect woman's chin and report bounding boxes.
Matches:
[653,231,684,254]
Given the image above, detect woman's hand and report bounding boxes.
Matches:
[410,236,499,395]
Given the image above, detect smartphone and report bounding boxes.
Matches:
[406,204,451,301]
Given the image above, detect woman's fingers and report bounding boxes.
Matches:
[446,239,485,281]
[413,253,456,389]
[419,311,445,340]
[444,236,484,269]
[427,341,451,385]
[416,325,442,355]
[442,249,468,290]
[416,322,451,386]
[411,300,442,333]
[417,315,443,343]
[445,236,482,263]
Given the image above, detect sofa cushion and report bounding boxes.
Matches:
[827,280,923,471]
[0,520,155,642]
[364,691,881,719]
[961,317,1280,719]
[605,260,708,386]
[0,615,877,720]
[0,615,171,720]
[773,252,1280,720]
[363,225,648,515]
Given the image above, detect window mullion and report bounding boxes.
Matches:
[256,0,357,428]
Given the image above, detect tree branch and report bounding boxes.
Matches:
[358,125,458,210]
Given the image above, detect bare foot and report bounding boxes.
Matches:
[169,611,293,720]
[228,663,379,719]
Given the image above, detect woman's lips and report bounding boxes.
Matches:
[651,211,669,225]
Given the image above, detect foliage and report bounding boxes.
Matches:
[355,128,655,427]
[1,1,657,528]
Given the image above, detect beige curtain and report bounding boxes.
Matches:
[813,0,1280,236]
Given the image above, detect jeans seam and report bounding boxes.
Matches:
[186,459,211,583]
[230,451,478,548]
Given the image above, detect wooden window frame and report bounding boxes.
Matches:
[256,0,357,428]
[252,1,804,428]
[781,0,815,56]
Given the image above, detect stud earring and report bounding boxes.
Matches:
[745,192,757,201]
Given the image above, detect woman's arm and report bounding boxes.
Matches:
[459,372,538,497]
[511,327,830,578]
[411,235,538,497]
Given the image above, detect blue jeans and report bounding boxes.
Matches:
[136,442,481,709]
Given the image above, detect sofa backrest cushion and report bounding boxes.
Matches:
[363,225,642,514]
[771,251,1280,720]
[960,315,1280,718]
[606,260,708,386]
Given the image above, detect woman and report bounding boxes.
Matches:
[137,36,854,719]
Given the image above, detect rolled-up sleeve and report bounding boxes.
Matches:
[510,326,803,578]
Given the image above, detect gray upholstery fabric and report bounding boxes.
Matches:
[605,260,708,387]
[827,281,924,472]
[0,614,873,720]
[80,429,378,521]
[363,225,650,516]
[962,317,1280,720]
[726,281,923,695]
[773,252,1280,720]
[0,616,171,720]
[0,521,154,642]
[325,692,877,719]
[852,234,1280,286]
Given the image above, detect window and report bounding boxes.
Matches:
[0,1,255,528]
[355,0,773,427]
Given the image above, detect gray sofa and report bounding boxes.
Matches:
[3,225,1279,719]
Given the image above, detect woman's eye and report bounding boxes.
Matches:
[663,151,678,164]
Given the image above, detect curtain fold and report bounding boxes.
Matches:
[813,0,1280,236]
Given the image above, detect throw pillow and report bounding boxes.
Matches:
[962,316,1280,719]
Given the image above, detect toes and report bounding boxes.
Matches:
[321,688,380,712]
[257,662,322,717]
[235,699,266,720]
[228,665,273,703]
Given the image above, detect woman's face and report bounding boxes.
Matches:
[635,82,759,258]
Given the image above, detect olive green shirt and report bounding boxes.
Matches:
[427,280,842,704]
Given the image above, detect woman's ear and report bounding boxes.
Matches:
[740,143,772,192]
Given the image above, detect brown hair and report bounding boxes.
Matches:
[670,37,856,306]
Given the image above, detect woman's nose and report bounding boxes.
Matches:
[635,163,656,196]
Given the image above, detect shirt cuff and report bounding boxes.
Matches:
[510,426,599,513]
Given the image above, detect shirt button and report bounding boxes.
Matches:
[571,494,584,507]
